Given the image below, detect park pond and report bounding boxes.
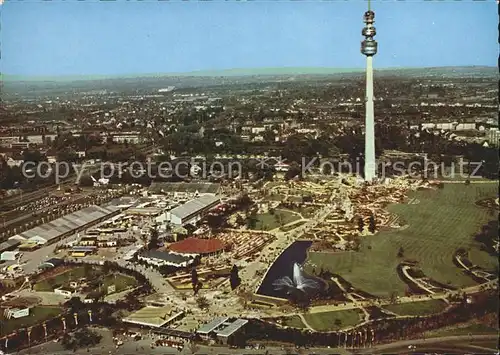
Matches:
[257,240,316,299]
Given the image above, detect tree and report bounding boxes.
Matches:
[247,215,258,229]
[229,264,241,290]
[389,291,398,304]
[46,277,57,290]
[148,226,159,250]
[357,217,365,233]
[90,290,106,304]
[191,268,199,294]
[274,212,284,227]
[368,214,376,233]
[188,342,200,354]
[196,296,210,309]
[62,328,102,351]
[102,261,112,274]
[234,214,245,226]
[397,247,404,258]
[83,263,94,277]
[65,297,84,313]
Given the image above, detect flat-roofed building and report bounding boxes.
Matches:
[54,287,75,298]
[1,251,20,261]
[70,246,97,257]
[3,307,30,319]
[39,258,64,269]
[79,236,97,246]
[168,195,220,226]
[0,239,20,254]
[216,319,249,345]
[149,182,221,195]
[123,306,184,328]
[125,207,162,216]
[18,201,131,246]
[196,317,229,339]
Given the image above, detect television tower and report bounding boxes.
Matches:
[361,0,377,181]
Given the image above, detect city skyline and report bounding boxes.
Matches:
[1,1,496,77]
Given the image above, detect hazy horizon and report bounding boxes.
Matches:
[2,65,497,83]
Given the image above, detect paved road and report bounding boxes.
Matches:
[357,334,499,354]
[20,339,352,355]
[19,333,498,355]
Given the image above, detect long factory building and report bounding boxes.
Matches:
[10,198,135,249]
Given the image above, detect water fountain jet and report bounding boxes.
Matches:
[272,263,319,293]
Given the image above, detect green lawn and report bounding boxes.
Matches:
[298,206,318,218]
[34,267,87,291]
[34,267,136,294]
[383,299,447,316]
[423,323,498,338]
[253,209,301,231]
[304,183,498,298]
[280,220,307,232]
[282,204,318,218]
[303,309,362,331]
[281,315,306,328]
[101,273,137,293]
[264,194,286,202]
[0,306,62,335]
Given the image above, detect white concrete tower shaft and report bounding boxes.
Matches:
[364,56,376,181]
[361,1,377,181]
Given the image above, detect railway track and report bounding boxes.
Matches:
[0,144,154,213]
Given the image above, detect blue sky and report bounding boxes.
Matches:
[0,0,496,76]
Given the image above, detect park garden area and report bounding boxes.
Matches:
[280,309,363,331]
[383,299,447,316]
[303,309,363,331]
[304,183,499,298]
[422,322,498,338]
[281,315,306,328]
[0,306,62,335]
[250,209,301,231]
[33,265,138,294]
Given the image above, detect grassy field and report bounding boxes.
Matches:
[0,306,62,335]
[34,267,136,294]
[423,323,498,338]
[303,309,362,331]
[305,183,498,298]
[101,274,137,293]
[280,220,307,232]
[34,267,87,291]
[281,315,306,328]
[283,205,318,218]
[253,209,301,230]
[264,194,286,202]
[383,299,447,316]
